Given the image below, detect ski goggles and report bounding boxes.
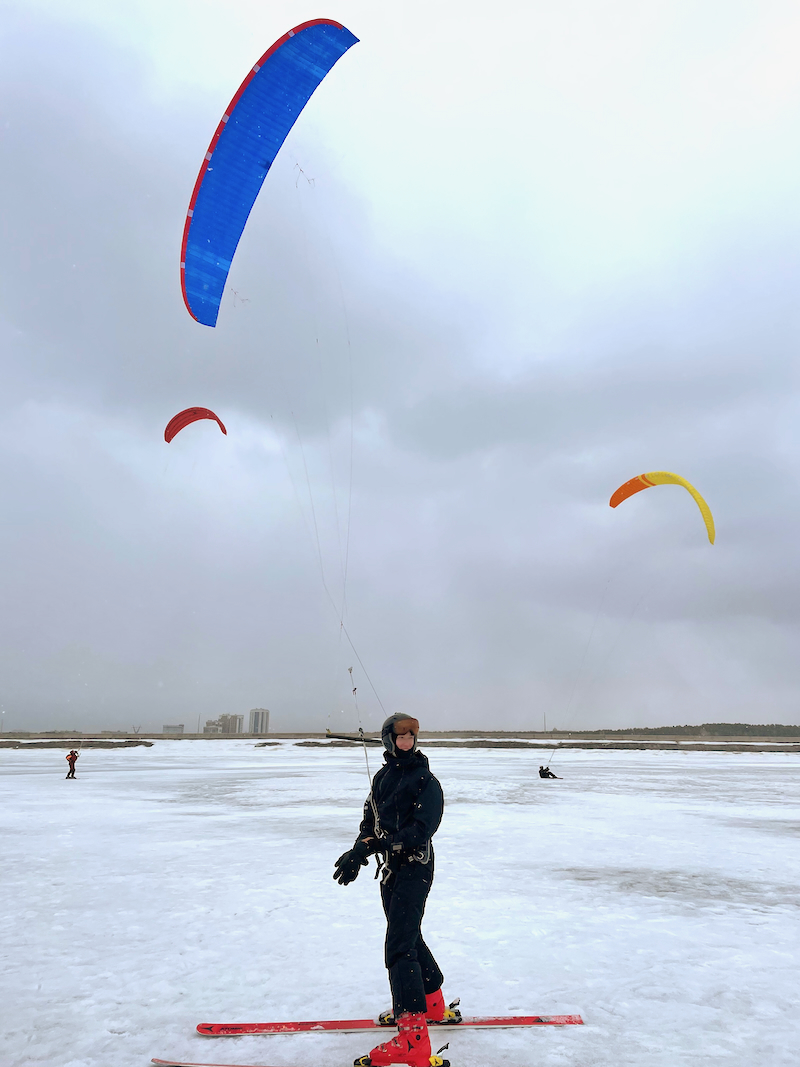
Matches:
[392,717,419,736]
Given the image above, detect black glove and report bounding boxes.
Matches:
[333,839,371,885]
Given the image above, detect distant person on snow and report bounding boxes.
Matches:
[334,713,454,1067]
[539,765,560,779]
[65,750,79,778]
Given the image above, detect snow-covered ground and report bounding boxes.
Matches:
[2,740,798,1067]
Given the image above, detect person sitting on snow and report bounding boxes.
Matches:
[539,764,561,779]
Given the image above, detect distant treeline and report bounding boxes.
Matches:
[597,723,800,737]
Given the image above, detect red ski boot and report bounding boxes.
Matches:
[378,991,461,1027]
[424,990,461,1025]
[353,1011,449,1067]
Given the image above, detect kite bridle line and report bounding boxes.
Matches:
[256,163,386,746]
[270,416,388,736]
[288,409,388,719]
[348,666,372,786]
[298,161,357,631]
[291,167,361,714]
[265,171,386,738]
[270,412,380,731]
[351,669,388,878]
[268,417,390,735]
[291,168,348,602]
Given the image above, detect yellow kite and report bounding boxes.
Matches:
[609,471,715,544]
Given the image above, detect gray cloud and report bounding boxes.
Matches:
[1,5,799,734]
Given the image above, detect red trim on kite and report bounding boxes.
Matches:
[179,19,347,321]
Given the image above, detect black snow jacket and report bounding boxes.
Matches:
[357,750,443,864]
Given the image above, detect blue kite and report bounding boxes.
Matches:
[181,19,359,327]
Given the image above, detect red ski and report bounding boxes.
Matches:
[154,1061,294,1067]
[196,1014,583,1036]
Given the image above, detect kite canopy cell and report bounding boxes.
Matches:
[164,407,227,443]
[609,471,715,544]
[180,19,359,327]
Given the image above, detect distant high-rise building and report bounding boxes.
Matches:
[202,714,245,735]
[203,714,243,735]
[249,709,270,735]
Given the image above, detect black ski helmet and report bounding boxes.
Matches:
[381,713,420,756]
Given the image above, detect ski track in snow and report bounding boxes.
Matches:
[1,740,799,1067]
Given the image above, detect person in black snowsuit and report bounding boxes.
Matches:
[539,765,561,779]
[334,714,453,1067]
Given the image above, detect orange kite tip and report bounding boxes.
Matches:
[609,474,649,509]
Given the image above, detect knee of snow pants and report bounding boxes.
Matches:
[381,862,433,969]
[380,861,443,998]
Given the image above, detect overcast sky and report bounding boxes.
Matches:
[1,0,799,733]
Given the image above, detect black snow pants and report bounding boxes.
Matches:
[380,859,443,1016]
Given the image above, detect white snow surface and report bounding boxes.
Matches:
[2,740,799,1067]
